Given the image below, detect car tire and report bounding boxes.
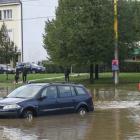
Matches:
[22,110,33,120]
[78,107,87,116]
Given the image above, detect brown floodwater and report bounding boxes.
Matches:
[0,85,140,140]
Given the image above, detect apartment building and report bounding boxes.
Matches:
[0,0,23,62]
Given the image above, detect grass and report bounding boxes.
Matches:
[1,72,140,87]
[0,73,63,86]
[28,73,63,81]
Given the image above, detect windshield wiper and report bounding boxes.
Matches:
[14,97,26,99]
[3,96,7,98]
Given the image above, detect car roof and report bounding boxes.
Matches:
[27,82,84,87]
[27,83,49,87]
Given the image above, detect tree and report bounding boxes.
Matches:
[0,23,17,79]
[43,0,114,82]
[0,23,17,65]
[118,0,140,61]
[43,0,140,82]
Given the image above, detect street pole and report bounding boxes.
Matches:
[20,1,24,62]
[6,46,8,80]
[114,0,119,85]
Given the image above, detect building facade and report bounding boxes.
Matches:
[0,0,23,63]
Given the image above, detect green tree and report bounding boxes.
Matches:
[0,23,17,79]
[0,23,17,65]
[43,0,114,82]
[117,0,140,68]
[43,0,140,82]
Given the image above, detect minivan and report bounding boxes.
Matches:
[0,83,94,119]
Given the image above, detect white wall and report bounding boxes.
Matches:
[0,3,22,61]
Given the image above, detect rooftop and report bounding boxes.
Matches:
[0,0,20,4]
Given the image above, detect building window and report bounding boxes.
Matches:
[3,10,6,19]
[0,10,2,20]
[7,29,13,41]
[3,10,12,20]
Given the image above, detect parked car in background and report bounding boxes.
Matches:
[30,63,46,73]
[0,83,94,119]
[16,63,29,72]
[16,62,46,73]
[0,64,15,74]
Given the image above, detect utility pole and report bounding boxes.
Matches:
[114,0,119,85]
[6,45,8,80]
[20,1,24,62]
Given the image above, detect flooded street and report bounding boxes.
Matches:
[0,85,140,140]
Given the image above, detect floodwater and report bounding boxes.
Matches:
[0,85,140,140]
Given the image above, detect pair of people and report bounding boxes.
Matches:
[15,66,28,84]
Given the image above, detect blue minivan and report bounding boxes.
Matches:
[0,83,94,119]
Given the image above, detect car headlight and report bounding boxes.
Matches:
[3,104,21,110]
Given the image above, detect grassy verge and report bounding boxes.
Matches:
[0,72,140,87]
[0,73,63,86]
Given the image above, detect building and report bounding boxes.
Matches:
[0,0,23,63]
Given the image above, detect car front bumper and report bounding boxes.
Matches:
[0,109,22,118]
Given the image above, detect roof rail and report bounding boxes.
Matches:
[49,81,72,83]
[48,81,83,86]
[27,81,84,86]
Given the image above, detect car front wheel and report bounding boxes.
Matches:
[22,110,33,120]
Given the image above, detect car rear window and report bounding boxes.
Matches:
[58,86,72,98]
[75,87,87,95]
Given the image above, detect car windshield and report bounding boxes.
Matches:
[7,85,42,98]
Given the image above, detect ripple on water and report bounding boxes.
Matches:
[95,101,140,109]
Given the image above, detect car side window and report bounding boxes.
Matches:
[58,86,72,98]
[41,89,47,98]
[75,87,86,95]
[41,86,57,99]
[71,86,76,96]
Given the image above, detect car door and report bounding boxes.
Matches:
[57,85,75,112]
[38,86,58,115]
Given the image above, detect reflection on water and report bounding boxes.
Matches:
[95,100,140,109]
[91,86,140,101]
[0,85,140,140]
[0,110,140,140]
[0,115,92,140]
[90,85,140,110]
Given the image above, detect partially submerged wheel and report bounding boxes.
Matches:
[78,107,87,116]
[22,110,33,121]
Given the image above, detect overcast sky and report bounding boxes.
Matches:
[22,0,58,63]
